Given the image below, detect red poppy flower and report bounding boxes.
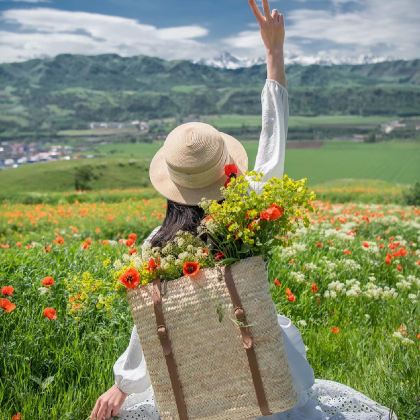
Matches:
[331,326,340,334]
[311,283,319,293]
[119,268,141,289]
[287,294,296,302]
[343,249,352,255]
[54,235,65,245]
[285,287,293,296]
[315,241,323,248]
[1,285,14,296]
[362,241,370,248]
[126,238,135,247]
[224,164,238,177]
[215,251,225,261]
[183,261,200,276]
[0,298,16,313]
[274,278,282,287]
[12,413,21,420]
[396,264,403,272]
[43,307,57,320]
[260,203,284,221]
[129,248,137,255]
[385,253,392,265]
[147,257,158,272]
[128,233,138,242]
[41,276,55,287]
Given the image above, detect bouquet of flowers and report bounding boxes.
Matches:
[114,168,315,290]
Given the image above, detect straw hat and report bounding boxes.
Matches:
[149,122,248,205]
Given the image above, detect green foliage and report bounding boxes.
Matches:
[403,181,420,206]
[74,165,98,191]
[199,171,316,261]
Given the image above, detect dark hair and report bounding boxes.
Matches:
[149,199,206,248]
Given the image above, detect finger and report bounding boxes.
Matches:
[248,0,264,24]
[272,8,279,21]
[96,401,107,420]
[262,0,272,19]
[90,400,100,419]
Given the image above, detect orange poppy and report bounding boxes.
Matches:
[311,283,319,293]
[147,257,158,272]
[43,307,57,320]
[260,203,284,221]
[274,278,282,287]
[41,276,55,287]
[1,285,14,296]
[343,249,352,255]
[183,261,200,276]
[128,233,138,241]
[0,298,16,313]
[12,413,21,420]
[126,238,135,247]
[119,268,141,289]
[331,326,340,334]
[54,235,65,245]
[129,248,137,255]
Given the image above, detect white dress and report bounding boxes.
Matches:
[113,80,397,420]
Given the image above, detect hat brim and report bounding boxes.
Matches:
[149,132,248,205]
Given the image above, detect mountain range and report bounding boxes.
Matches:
[0,53,419,139]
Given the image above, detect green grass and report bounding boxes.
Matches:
[0,140,418,201]
[0,200,418,419]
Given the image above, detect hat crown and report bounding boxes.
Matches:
[164,122,225,175]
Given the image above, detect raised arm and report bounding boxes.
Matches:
[248,0,288,184]
[249,0,286,87]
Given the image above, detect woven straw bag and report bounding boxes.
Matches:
[127,255,298,420]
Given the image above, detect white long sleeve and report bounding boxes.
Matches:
[254,79,288,178]
[113,80,289,395]
[113,324,152,394]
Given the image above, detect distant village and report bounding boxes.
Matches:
[0,120,150,169]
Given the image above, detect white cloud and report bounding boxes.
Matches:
[222,0,420,63]
[0,7,216,63]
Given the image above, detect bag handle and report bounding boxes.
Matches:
[223,264,271,416]
[152,278,189,420]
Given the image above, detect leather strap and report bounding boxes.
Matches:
[224,265,271,416]
[152,279,189,420]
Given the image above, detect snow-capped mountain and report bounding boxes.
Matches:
[194,51,396,69]
[194,52,265,69]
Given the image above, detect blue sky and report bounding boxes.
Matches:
[0,0,419,63]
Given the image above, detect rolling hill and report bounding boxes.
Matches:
[1,54,419,139]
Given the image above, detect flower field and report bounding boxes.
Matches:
[0,198,419,419]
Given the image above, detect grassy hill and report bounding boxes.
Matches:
[0,140,418,203]
[1,54,419,138]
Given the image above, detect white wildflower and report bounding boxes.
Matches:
[113,259,122,270]
[291,271,306,283]
[38,287,50,295]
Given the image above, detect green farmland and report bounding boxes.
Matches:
[0,140,418,203]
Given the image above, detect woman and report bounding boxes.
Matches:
[91,1,397,419]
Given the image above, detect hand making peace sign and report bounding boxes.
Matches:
[248,0,285,53]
